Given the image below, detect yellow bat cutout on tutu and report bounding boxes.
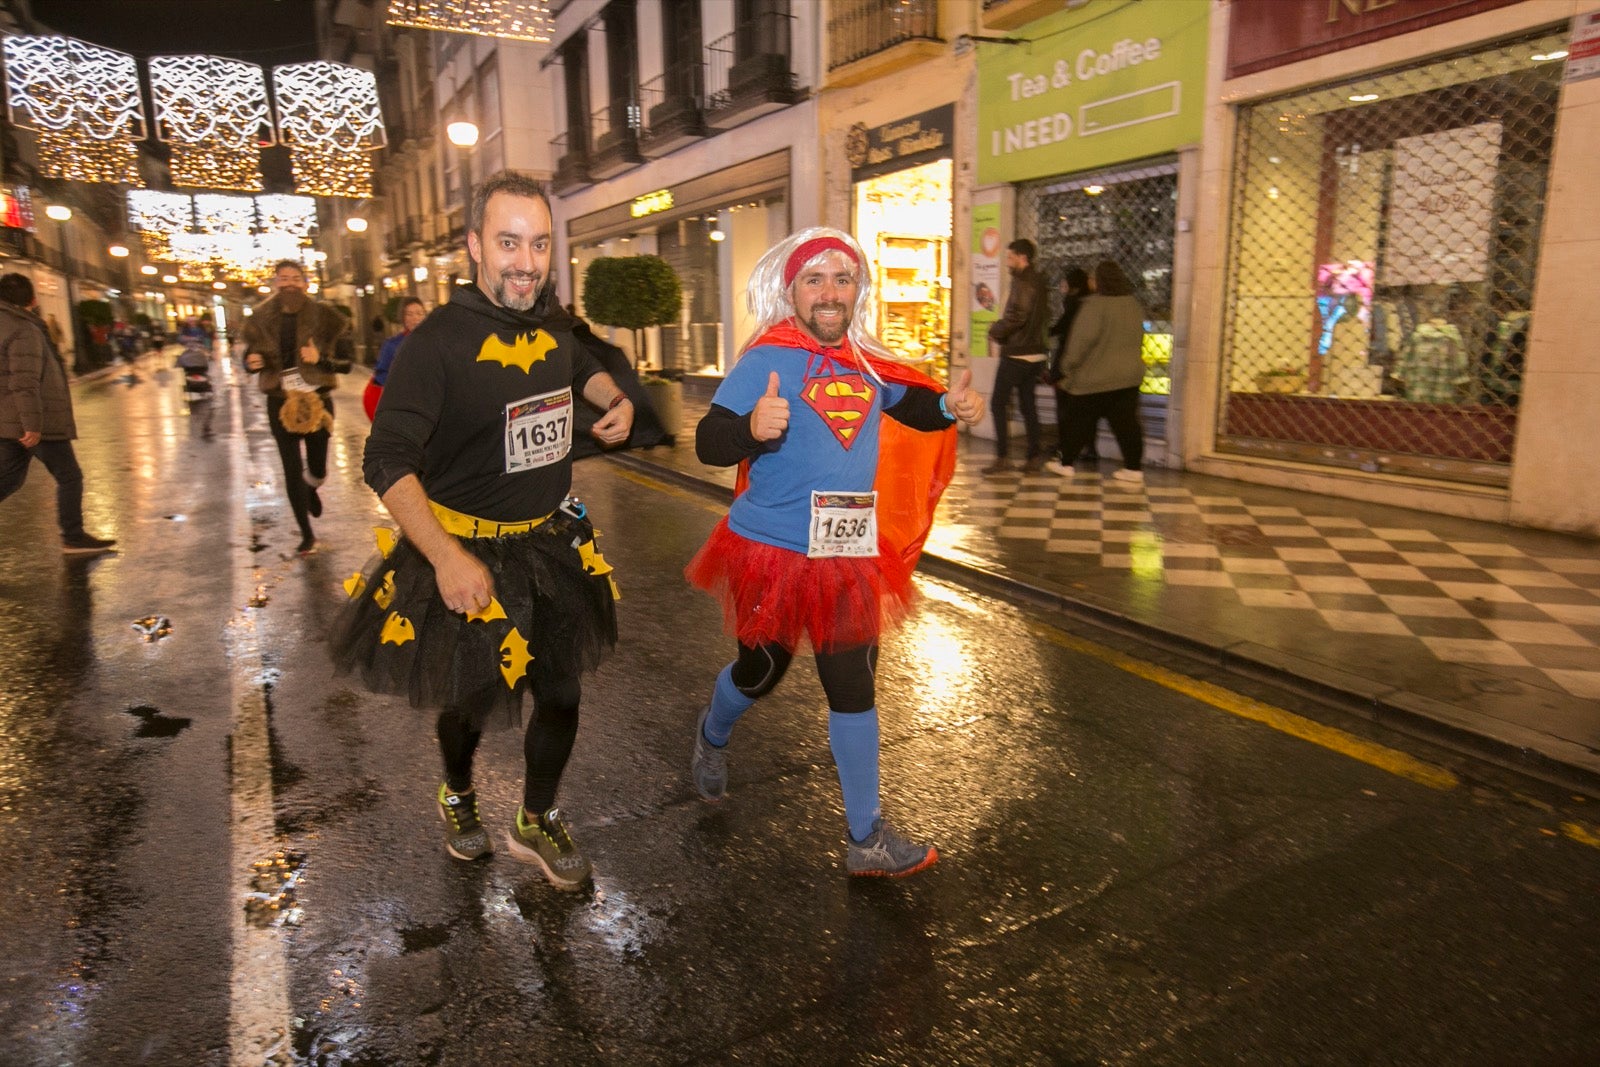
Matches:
[465,597,508,622]
[380,612,415,646]
[499,628,533,689]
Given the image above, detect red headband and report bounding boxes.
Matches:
[783,237,860,287]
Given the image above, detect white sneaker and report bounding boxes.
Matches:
[1042,459,1074,479]
[1111,468,1145,485]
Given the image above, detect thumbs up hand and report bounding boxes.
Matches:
[945,368,985,427]
[750,370,790,442]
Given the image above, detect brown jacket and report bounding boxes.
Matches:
[0,300,75,440]
[240,295,351,395]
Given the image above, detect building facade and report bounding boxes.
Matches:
[966,0,1211,457]
[544,0,824,390]
[1185,0,1599,536]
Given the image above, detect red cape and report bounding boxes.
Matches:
[735,322,957,569]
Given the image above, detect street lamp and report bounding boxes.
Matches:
[44,204,91,372]
[447,120,479,257]
[346,215,375,362]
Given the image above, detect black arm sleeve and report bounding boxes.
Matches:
[362,339,443,498]
[696,403,765,467]
[883,385,954,432]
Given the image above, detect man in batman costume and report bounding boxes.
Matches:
[331,171,644,890]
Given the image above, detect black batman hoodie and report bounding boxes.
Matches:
[363,281,605,522]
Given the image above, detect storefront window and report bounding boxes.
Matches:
[1219,29,1564,485]
[657,216,722,374]
[854,158,952,383]
[1021,160,1178,399]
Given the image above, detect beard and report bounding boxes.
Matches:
[276,287,307,312]
[799,302,850,345]
[489,270,542,312]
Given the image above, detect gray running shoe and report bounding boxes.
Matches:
[691,706,728,802]
[437,783,492,861]
[507,807,591,890]
[847,819,939,878]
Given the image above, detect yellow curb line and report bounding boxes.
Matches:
[1029,622,1461,792]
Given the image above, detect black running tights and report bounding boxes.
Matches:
[437,674,582,814]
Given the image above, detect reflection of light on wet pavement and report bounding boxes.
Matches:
[1126,531,1165,581]
[131,615,173,641]
[244,848,307,928]
[584,885,662,958]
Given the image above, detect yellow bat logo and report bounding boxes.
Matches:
[380,611,415,646]
[477,329,558,373]
[372,571,396,609]
[373,526,398,558]
[342,572,367,599]
[499,627,533,689]
[466,596,508,623]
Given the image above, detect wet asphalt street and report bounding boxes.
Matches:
[1,357,1599,1066]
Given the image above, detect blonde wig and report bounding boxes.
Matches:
[740,226,903,368]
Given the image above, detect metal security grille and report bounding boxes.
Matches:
[1018,159,1178,429]
[1217,29,1566,486]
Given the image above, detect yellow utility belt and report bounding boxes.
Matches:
[428,500,549,539]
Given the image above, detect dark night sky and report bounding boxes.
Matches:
[26,0,321,64]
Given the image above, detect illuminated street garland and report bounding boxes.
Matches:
[149,55,272,191]
[385,0,552,42]
[128,189,194,259]
[3,35,146,184]
[273,61,385,198]
[255,194,319,239]
[128,191,320,282]
[194,192,256,235]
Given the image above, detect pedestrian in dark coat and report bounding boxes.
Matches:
[0,273,116,553]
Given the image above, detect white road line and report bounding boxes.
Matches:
[223,363,294,1065]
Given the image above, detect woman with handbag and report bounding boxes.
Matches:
[241,259,353,554]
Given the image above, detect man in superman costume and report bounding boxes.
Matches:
[686,227,986,877]
[330,171,647,891]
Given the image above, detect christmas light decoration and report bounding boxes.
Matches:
[385,0,553,42]
[128,189,193,260]
[194,192,256,235]
[3,35,146,184]
[273,61,385,198]
[255,194,319,239]
[128,191,319,284]
[149,54,272,191]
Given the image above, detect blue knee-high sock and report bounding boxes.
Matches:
[702,664,754,747]
[829,708,881,842]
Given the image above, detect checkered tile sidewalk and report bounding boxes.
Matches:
[630,387,1600,770]
[946,470,1600,701]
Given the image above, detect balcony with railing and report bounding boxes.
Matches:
[827,0,943,86]
[981,0,1070,32]
[589,90,645,179]
[704,11,801,127]
[638,64,710,157]
[550,130,592,193]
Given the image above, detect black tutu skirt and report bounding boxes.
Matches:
[328,507,618,730]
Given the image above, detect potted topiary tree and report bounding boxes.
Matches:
[582,254,684,432]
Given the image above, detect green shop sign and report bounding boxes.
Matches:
[976,0,1209,185]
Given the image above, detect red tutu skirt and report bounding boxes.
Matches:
[685,518,916,653]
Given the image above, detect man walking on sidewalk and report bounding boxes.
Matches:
[983,238,1050,475]
[0,273,115,555]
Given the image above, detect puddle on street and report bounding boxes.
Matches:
[131,615,172,641]
[245,848,307,928]
[124,704,192,738]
